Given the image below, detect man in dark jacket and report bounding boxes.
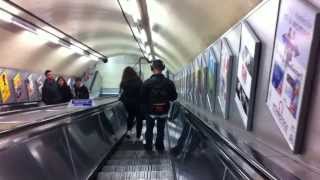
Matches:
[42,70,62,105]
[74,78,90,99]
[141,60,177,152]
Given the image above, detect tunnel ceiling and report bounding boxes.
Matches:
[10,0,261,73]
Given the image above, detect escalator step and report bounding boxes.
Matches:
[97,171,174,180]
[102,164,172,172]
[106,158,171,166]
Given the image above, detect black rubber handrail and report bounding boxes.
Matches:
[0,99,119,137]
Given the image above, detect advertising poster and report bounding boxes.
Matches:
[206,47,218,113]
[36,75,45,96]
[13,73,23,102]
[235,21,261,130]
[202,57,208,110]
[267,0,320,152]
[26,74,38,101]
[218,38,234,119]
[0,71,11,104]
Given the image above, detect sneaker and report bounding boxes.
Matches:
[135,136,142,143]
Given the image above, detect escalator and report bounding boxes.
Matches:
[0,100,288,180]
[96,123,175,180]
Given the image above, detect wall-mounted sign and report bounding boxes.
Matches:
[218,38,234,119]
[13,73,23,101]
[235,21,261,130]
[267,0,320,152]
[0,71,11,103]
[206,47,218,113]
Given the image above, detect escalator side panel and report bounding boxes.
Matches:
[24,127,77,180]
[66,113,110,180]
[0,142,47,180]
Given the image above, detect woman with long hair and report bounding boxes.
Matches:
[57,76,73,103]
[119,67,143,141]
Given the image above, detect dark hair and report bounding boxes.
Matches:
[151,60,165,71]
[57,76,67,86]
[45,70,52,76]
[120,67,141,88]
[75,77,82,82]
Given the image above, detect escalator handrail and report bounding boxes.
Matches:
[0,102,68,117]
[0,99,119,137]
[180,103,278,180]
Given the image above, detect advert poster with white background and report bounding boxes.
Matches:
[267,0,320,151]
[235,22,261,130]
[218,38,233,119]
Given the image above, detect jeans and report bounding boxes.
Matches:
[145,116,167,149]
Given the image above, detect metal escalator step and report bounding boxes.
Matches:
[106,158,171,166]
[102,164,172,172]
[97,171,174,180]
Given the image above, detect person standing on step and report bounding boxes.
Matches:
[141,60,177,152]
[42,70,62,105]
[74,77,90,99]
[119,67,144,141]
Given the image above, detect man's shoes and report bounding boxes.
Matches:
[144,144,153,152]
[156,144,165,152]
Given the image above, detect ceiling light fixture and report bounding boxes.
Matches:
[0,9,13,23]
[0,1,106,62]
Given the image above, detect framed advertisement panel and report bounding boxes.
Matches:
[0,71,11,104]
[266,0,320,152]
[235,21,261,130]
[206,47,218,113]
[218,38,234,119]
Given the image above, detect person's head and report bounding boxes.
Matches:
[150,60,165,74]
[120,67,141,84]
[75,77,82,88]
[45,70,54,80]
[57,76,67,87]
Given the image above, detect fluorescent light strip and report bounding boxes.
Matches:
[0,1,20,15]
[0,9,13,23]
[70,45,85,55]
[36,29,60,44]
[0,3,103,62]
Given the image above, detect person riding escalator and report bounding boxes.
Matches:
[119,67,144,141]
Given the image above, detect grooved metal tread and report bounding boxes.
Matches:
[97,137,174,180]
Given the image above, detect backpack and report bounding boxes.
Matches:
[149,79,170,114]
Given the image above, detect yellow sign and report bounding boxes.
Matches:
[0,71,11,103]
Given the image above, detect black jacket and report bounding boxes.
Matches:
[119,78,143,106]
[42,79,62,105]
[58,85,73,103]
[140,74,177,114]
[74,85,90,99]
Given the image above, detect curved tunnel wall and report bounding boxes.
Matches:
[174,0,320,179]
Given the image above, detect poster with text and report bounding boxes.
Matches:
[267,0,320,152]
[206,47,218,113]
[218,38,234,119]
[235,21,261,130]
[0,71,11,104]
[36,75,45,96]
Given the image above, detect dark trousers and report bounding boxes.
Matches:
[145,116,166,149]
[126,104,143,138]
